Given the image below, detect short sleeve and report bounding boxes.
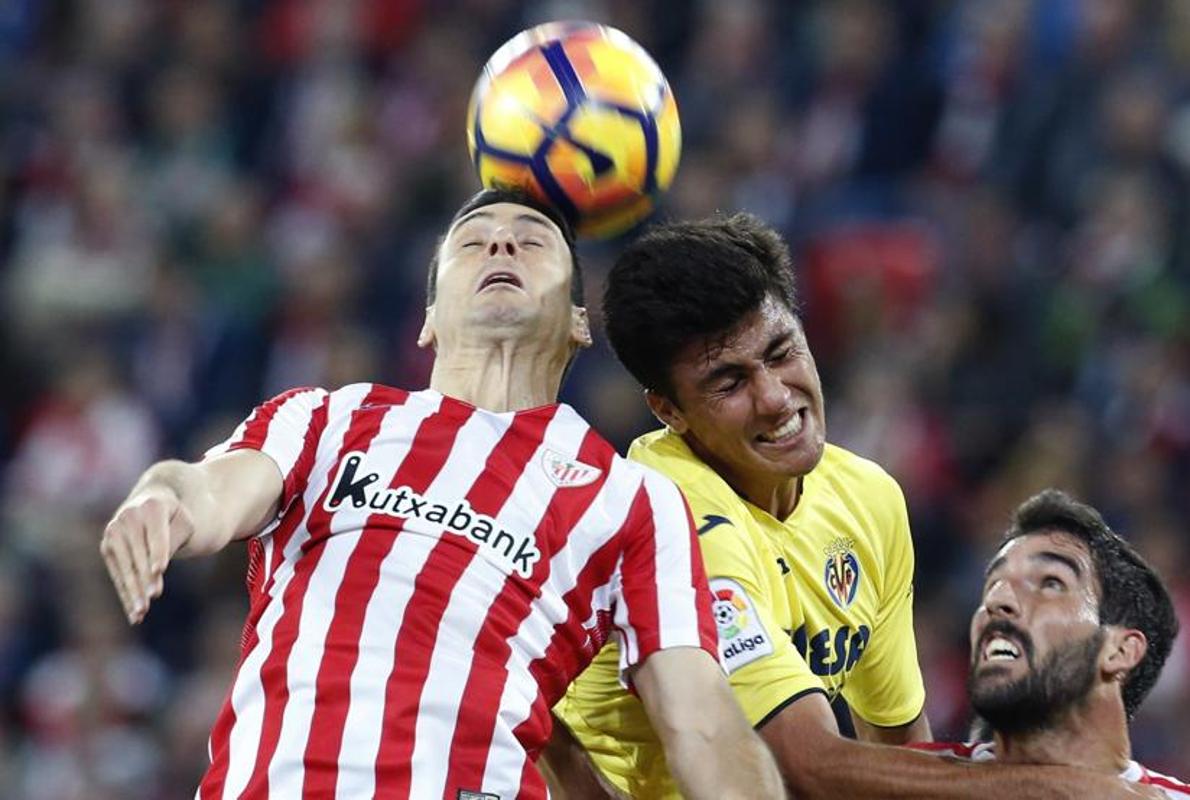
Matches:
[694,501,826,727]
[841,478,926,727]
[205,387,330,521]
[611,469,719,685]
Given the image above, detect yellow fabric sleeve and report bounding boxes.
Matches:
[839,477,926,727]
[695,508,826,727]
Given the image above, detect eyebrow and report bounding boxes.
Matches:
[983,549,1084,579]
[696,331,793,391]
[451,210,555,235]
[1031,550,1083,577]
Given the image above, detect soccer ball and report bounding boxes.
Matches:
[466,21,681,239]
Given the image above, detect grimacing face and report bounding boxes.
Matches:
[420,202,586,355]
[652,295,826,506]
[968,531,1105,733]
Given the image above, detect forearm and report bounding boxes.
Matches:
[662,722,784,800]
[789,736,1138,799]
[130,460,234,557]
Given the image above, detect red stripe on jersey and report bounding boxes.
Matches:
[231,387,313,449]
[615,485,660,661]
[679,497,719,656]
[200,389,326,799]
[273,393,331,553]
[300,393,448,798]
[907,741,978,757]
[234,531,328,797]
[444,427,610,795]
[507,525,636,763]
[1142,773,1190,795]
[374,404,557,795]
[203,385,392,798]
[519,751,545,800]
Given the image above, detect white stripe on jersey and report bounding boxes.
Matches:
[481,440,648,792]
[640,469,703,651]
[406,406,523,797]
[334,533,438,800]
[331,391,492,797]
[219,383,372,798]
[316,393,446,799]
[265,528,359,794]
[408,401,585,797]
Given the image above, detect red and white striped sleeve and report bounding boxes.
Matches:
[612,465,719,683]
[204,386,330,515]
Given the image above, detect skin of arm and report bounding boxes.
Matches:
[760,692,1164,799]
[851,708,932,745]
[99,450,284,624]
[632,647,785,800]
[539,714,630,800]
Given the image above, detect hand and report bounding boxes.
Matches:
[100,488,192,624]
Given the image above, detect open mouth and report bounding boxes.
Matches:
[478,271,523,292]
[756,408,806,444]
[981,635,1022,663]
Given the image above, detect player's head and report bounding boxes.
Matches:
[420,187,589,362]
[968,489,1178,735]
[603,213,825,488]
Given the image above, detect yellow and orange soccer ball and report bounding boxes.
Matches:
[466,21,681,239]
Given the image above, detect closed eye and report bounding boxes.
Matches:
[461,241,482,249]
[767,347,792,364]
[522,238,544,248]
[713,377,743,395]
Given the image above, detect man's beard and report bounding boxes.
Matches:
[968,623,1105,736]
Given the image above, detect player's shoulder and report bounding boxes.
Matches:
[628,429,746,508]
[1125,762,1190,797]
[815,442,902,496]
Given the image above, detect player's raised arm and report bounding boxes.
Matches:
[633,647,784,799]
[759,690,1164,799]
[100,449,282,625]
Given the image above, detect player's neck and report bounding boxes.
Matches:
[992,691,1131,773]
[696,451,802,519]
[739,476,802,520]
[429,338,568,412]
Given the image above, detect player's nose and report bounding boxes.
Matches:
[488,226,517,257]
[982,579,1022,619]
[753,368,792,417]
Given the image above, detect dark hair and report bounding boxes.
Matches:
[426,186,584,306]
[602,213,797,400]
[1003,489,1179,719]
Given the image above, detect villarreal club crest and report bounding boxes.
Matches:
[824,538,861,609]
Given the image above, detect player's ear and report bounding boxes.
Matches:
[1101,626,1147,681]
[418,306,437,350]
[570,306,592,350]
[645,390,687,435]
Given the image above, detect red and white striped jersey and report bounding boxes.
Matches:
[912,741,1190,797]
[196,384,718,800]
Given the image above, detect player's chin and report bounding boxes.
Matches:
[752,439,823,477]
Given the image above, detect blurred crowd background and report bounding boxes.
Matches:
[1,0,1189,796]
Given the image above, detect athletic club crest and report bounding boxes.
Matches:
[541,449,602,488]
[824,538,861,608]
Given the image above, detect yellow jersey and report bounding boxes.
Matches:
[555,430,926,798]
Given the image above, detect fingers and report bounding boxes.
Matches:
[100,530,137,621]
[100,494,175,624]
